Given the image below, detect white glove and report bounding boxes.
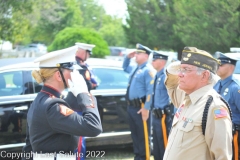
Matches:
[68,69,88,97]
[166,61,181,75]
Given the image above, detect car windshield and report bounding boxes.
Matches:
[92,67,129,89]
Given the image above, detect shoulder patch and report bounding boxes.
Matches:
[213,108,228,119]
[85,70,91,80]
[59,104,74,116]
[148,71,155,78]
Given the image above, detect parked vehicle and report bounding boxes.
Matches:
[109,46,127,56]
[0,58,131,158]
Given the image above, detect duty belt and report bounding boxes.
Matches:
[235,124,240,131]
[127,99,141,107]
[152,105,173,119]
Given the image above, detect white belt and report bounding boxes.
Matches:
[33,153,75,160]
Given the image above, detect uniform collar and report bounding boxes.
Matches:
[41,85,62,98]
[156,68,165,77]
[220,75,233,86]
[138,61,148,69]
[188,84,213,105]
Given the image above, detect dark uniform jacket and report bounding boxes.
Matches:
[22,85,102,156]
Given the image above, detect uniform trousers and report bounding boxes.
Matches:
[152,114,172,160]
[127,105,151,160]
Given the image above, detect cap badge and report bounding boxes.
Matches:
[183,57,189,61]
[187,53,191,57]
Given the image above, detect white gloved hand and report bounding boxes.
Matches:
[68,69,88,97]
[166,61,181,75]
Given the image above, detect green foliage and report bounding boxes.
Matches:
[173,0,239,53]
[0,0,34,43]
[79,0,128,47]
[30,0,83,45]
[124,0,185,53]
[48,27,110,58]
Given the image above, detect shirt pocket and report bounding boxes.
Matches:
[176,120,204,148]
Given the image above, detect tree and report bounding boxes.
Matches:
[79,0,128,47]
[48,27,109,58]
[0,0,34,43]
[30,0,83,45]
[124,0,185,57]
[173,0,240,53]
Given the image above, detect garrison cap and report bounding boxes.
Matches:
[34,46,81,70]
[152,51,168,60]
[181,47,219,73]
[136,43,152,55]
[216,51,239,66]
[75,42,95,55]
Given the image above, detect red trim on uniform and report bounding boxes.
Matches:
[44,84,61,93]
[78,137,83,160]
[40,90,54,97]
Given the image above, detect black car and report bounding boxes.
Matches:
[0,58,132,158]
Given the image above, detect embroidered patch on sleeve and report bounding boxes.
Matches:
[59,104,74,116]
[214,108,228,119]
[146,95,151,102]
[85,70,91,80]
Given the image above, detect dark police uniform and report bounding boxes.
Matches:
[151,51,173,160]
[213,52,240,159]
[22,45,102,160]
[122,43,155,160]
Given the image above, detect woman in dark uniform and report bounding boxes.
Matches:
[22,46,102,160]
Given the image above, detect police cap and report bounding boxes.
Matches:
[34,46,81,70]
[216,51,239,66]
[136,43,152,55]
[152,51,168,61]
[181,47,219,73]
[75,42,95,55]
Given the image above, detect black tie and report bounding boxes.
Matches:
[218,81,222,94]
[126,67,138,100]
[152,75,158,107]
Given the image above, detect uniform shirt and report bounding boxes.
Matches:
[153,69,170,109]
[163,74,232,160]
[122,57,156,110]
[214,75,240,125]
[25,85,102,153]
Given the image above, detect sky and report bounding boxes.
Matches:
[97,0,128,19]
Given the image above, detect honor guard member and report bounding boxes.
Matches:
[75,42,98,91]
[122,43,156,160]
[22,46,102,160]
[214,52,240,160]
[151,51,173,160]
[163,47,232,160]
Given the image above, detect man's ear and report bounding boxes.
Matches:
[202,70,210,82]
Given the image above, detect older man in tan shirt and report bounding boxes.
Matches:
[163,47,232,160]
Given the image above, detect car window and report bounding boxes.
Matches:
[234,61,240,74]
[92,68,129,89]
[0,71,23,96]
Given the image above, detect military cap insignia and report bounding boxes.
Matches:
[213,108,227,119]
[59,104,74,116]
[187,53,191,57]
[183,57,189,61]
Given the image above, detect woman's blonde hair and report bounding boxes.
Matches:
[32,68,59,84]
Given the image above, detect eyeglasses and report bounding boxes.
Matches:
[177,68,198,74]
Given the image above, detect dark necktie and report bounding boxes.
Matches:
[152,75,158,106]
[217,81,222,94]
[126,67,138,100]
